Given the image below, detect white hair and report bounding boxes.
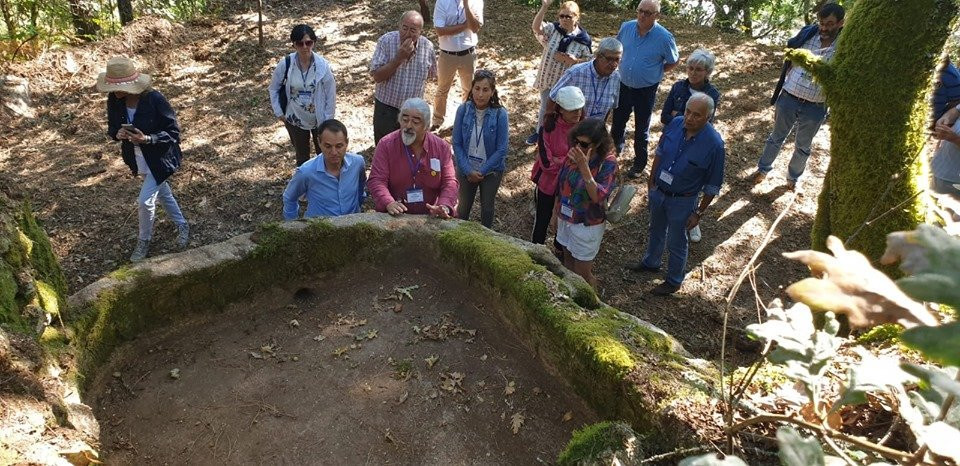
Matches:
[596,37,623,56]
[686,91,715,116]
[399,97,432,127]
[687,48,716,75]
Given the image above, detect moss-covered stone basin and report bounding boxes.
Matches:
[5,213,719,463]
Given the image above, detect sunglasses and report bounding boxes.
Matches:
[575,139,592,150]
[559,14,575,19]
[475,69,494,79]
[294,39,315,47]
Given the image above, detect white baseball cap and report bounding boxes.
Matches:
[554,86,585,111]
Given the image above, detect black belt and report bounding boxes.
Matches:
[656,185,697,197]
[785,91,824,106]
[441,47,475,56]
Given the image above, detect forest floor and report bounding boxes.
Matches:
[0,0,839,460]
[92,254,597,464]
[0,0,830,363]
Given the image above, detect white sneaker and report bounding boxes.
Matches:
[689,225,702,243]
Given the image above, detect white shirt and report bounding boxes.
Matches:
[434,0,484,52]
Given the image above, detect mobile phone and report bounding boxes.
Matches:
[121,124,135,130]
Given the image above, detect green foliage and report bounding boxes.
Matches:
[745,305,843,400]
[776,426,826,466]
[901,322,960,367]
[855,323,902,345]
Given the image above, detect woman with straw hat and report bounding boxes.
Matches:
[97,56,189,262]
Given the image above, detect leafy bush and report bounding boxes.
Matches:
[689,225,960,465]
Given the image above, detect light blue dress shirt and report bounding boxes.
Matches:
[283,152,367,219]
[616,21,678,89]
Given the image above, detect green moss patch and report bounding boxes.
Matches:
[558,421,642,465]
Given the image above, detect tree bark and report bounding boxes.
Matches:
[67,0,100,40]
[0,0,17,39]
[788,0,960,262]
[117,0,134,25]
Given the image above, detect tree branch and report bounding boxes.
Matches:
[727,413,917,464]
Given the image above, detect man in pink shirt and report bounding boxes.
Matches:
[368,98,459,217]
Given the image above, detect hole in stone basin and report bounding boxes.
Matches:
[90,249,598,464]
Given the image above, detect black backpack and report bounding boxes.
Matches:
[278,55,291,114]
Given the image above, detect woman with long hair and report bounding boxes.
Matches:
[554,118,618,289]
[452,69,509,228]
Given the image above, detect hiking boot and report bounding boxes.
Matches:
[176,223,190,249]
[130,239,150,262]
[625,261,659,273]
[786,179,802,193]
[626,169,642,180]
[525,132,539,145]
[689,224,702,243]
[750,171,767,184]
[650,281,681,296]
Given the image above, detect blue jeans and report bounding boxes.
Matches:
[757,92,828,181]
[611,82,659,172]
[139,174,186,241]
[641,187,698,286]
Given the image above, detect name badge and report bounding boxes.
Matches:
[658,170,674,185]
[560,203,574,218]
[297,90,312,104]
[406,189,424,203]
[430,158,441,172]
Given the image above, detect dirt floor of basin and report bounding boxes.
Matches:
[91,254,599,465]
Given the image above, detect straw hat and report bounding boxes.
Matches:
[96,56,152,94]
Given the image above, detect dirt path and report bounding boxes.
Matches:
[92,253,597,464]
[0,0,831,364]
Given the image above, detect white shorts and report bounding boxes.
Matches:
[556,220,605,261]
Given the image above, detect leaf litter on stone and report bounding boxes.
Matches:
[504,380,516,396]
[510,412,525,434]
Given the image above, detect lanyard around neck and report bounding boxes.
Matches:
[403,143,424,187]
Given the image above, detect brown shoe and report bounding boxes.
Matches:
[750,171,766,184]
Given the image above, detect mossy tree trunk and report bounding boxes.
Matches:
[787,0,960,262]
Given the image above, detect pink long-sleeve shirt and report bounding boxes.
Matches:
[530,117,576,195]
[367,130,459,215]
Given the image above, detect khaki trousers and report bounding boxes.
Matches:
[433,50,475,127]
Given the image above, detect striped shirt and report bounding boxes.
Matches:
[533,23,593,91]
[370,31,438,109]
[782,34,835,103]
[549,60,621,120]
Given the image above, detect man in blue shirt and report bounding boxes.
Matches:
[612,0,679,179]
[283,119,367,219]
[626,93,724,296]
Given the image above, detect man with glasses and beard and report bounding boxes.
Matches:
[367,98,459,218]
[613,0,679,180]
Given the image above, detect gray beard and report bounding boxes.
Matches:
[401,131,417,146]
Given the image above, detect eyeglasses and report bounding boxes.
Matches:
[558,14,575,19]
[475,69,494,79]
[598,54,622,64]
[294,39,315,47]
[575,139,592,150]
[638,9,657,17]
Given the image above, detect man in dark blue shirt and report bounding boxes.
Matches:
[626,93,725,295]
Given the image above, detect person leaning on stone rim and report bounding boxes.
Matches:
[370,11,438,145]
[367,98,459,219]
